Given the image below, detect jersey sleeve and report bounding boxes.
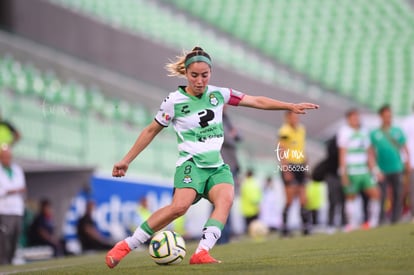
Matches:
[398,128,407,145]
[336,126,348,148]
[154,94,175,127]
[221,88,245,106]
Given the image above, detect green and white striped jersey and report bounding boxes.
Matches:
[337,125,371,175]
[155,85,244,168]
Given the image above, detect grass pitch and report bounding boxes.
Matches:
[1,223,413,275]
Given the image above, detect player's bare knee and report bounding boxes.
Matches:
[169,203,190,217]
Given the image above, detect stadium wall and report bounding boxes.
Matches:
[24,167,94,237]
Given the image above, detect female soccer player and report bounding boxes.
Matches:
[106,47,319,268]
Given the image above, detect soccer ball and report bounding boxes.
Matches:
[248,219,269,240]
[148,230,186,265]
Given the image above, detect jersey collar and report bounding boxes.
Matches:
[178,86,207,100]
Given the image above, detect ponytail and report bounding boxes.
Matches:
[165,47,211,78]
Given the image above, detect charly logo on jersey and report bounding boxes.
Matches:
[209,94,218,106]
[181,105,190,114]
[183,175,192,184]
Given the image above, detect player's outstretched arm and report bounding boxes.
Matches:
[238,95,319,114]
[112,120,164,177]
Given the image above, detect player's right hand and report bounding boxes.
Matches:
[112,161,129,177]
[291,102,319,114]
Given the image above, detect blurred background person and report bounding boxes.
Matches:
[240,169,262,233]
[171,215,187,240]
[259,176,279,232]
[28,198,64,257]
[218,106,242,244]
[338,109,381,232]
[135,197,152,229]
[402,104,414,222]
[370,104,409,224]
[360,191,370,228]
[0,108,21,147]
[277,111,310,236]
[0,145,26,265]
[323,135,347,234]
[77,200,114,252]
[129,197,152,241]
[306,160,326,232]
[221,105,242,194]
[18,201,35,250]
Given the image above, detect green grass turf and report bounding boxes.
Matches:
[1,223,413,275]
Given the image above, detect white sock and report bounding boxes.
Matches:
[196,226,221,253]
[125,227,151,250]
[369,199,380,227]
[345,199,357,227]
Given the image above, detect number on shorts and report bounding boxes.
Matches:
[184,165,192,174]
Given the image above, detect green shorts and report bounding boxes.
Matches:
[174,159,234,204]
[343,173,376,195]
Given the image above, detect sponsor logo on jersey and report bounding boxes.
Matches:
[196,125,223,142]
[162,112,171,121]
[198,109,215,127]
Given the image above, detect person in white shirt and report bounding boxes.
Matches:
[0,145,26,265]
[402,106,414,221]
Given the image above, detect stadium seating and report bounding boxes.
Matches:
[48,0,319,98]
[165,0,414,115]
[48,0,413,114]
[0,54,177,178]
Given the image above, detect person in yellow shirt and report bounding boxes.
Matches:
[0,109,21,147]
[305,161,326,229]
[130,197,152,237]
[240,170,262,233]
[277,111,310,236]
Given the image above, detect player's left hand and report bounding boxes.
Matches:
[291,103,319,114]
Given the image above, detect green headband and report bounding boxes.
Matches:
[184,55,212,68]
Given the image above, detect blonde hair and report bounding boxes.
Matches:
[165,47,211,78]
[165,50,187,78]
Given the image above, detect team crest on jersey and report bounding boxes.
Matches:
[183,175,192,184]
[209,94,219,106]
